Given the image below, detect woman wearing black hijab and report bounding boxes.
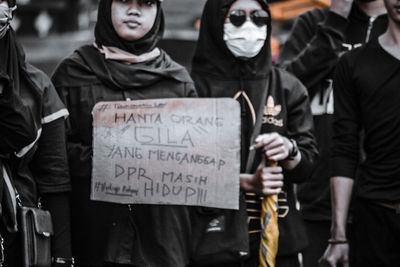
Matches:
[0,0,38,153]
[0,0,73,266]
[191,0,318,266]
[52,1,197,266]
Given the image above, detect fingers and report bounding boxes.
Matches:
[262,187,282,195]
[318,258,335,267]
[265,146,288,161]
[261,166,283,175]
[253,133,279,149]
[318,244,350,267]
[258,166,283,196]
[253,133,290,161]
[262,180,283,189]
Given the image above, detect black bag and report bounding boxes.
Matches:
[18,206,53,267]
[190,192,249,266]
[1,161,53,267]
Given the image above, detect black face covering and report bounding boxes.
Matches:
[191,0,272,79]
[94,0,164,55]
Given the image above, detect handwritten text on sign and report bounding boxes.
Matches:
[91,98,240,209]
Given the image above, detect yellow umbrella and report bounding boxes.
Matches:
[259,160,279,267]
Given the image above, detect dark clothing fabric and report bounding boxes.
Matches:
[276,4,388,221]
[0,29,43,136]
[301,220,330,267]
[230,250,300,267]
[350,198,400,267]
[0,27,70,209]
[52,45,197,267]
[0,29,41,154]
[0,74,37,153]
[191,0,318,260]
[41,192,72,258]
[7,100,70,208]
[332,39,400,203]
[95,0,164,55]
[0,27,71,262]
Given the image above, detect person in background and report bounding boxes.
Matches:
[320,0,400,265]
[0,0,73,266]
[52,0,197,266]
[275,1,387,266]
[191,0,318,266]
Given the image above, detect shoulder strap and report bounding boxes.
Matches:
[245,69,276,173]
[1,161,18,232]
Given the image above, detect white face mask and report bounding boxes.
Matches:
[0,4,15,39]
[223,20,267,59]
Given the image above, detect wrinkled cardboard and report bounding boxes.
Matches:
[91,98,241,209]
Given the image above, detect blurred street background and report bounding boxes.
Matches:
[14,0,330,76]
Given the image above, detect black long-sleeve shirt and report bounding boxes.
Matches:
[276,4,388,220]
[332,39,400,203]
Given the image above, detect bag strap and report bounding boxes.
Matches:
[2,164,18,214]
[245,70,275,173]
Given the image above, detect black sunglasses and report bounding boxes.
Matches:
[228,9,269,27]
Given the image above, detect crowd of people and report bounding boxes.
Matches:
[0,0,399,266]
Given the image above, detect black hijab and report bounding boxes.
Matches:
[0,29,42,131]
[191,0,272,79]
[95,0,164,55]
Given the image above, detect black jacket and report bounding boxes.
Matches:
[52,45,197,267]
[276,4,388,221]
[191,0,318,257]
[0,74,37,154]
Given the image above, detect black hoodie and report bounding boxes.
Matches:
[191,0,318,257]
[52,2,197,266]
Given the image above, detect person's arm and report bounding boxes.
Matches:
[53,83,93,179]
[0,76,38,153]
[319,176,353,267]
[276,0,353,96]
[319,52,360,267]
[281,72,319,183]
[30,118,72,264]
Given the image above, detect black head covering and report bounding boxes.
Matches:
[0,29,42,130]
[191,0,272,79]
[95,0,164,55]
[5,0,16,7]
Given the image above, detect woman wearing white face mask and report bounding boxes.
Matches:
[191,0,318,266]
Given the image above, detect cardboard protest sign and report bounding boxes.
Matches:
[91,98,241,209]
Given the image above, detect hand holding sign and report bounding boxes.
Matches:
[91,98,241,209]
